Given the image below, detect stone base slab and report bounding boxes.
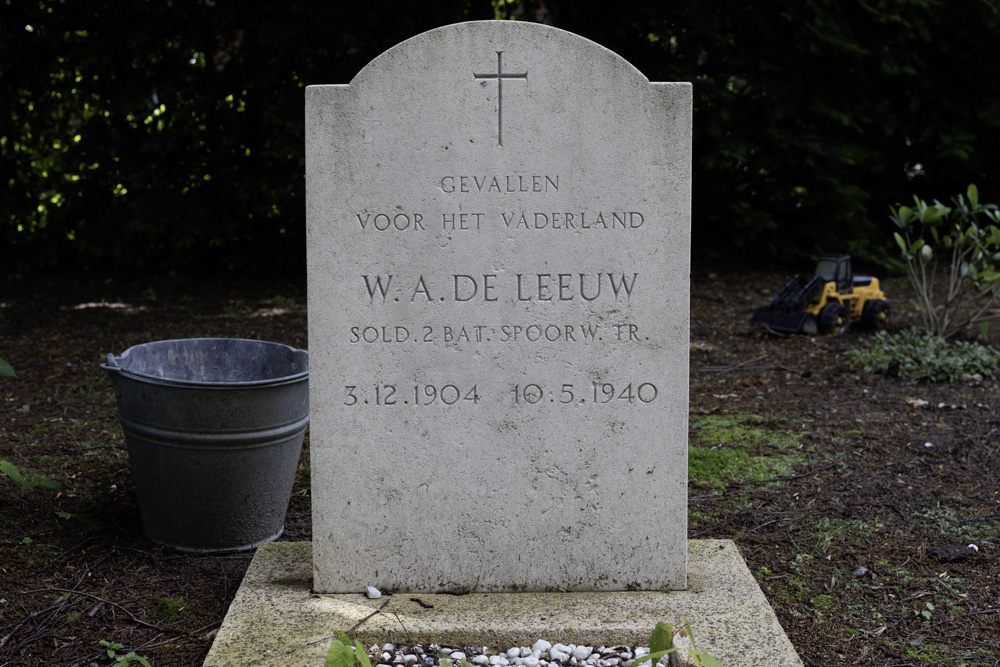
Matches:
[204,540,802,667]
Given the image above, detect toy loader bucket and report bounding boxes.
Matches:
[750,305,818,335]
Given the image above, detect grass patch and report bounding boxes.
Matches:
[914,506,1000,542]
[689,413,807,490]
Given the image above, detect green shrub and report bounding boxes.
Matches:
[845,327,1000,382]
[891,184,1000,339]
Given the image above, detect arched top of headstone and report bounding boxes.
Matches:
[351,20,650,88]
[310,19,688,166]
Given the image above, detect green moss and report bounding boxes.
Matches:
[156,596,186,622]
[811,594,834,611]
[688,413,807,489]
[275,577,311,587]
[914,506,1000,540]
[903,645,950,662]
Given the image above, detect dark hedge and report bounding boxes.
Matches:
[3,0,999,276]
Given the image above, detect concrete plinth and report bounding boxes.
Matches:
[204,540,801,667]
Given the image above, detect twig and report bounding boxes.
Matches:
[690,463,837,502]
[242,596,392,666]
[19,588,197,638]
[348,597,393,632]
[48,535,99,566]
[772,365,806,374]
[758,324,793,338]
[690,488,769,500]
[748,519,780,533]
[687,528,717,538]
[387,609,411,646]
[760,463,837,483]
[64,651,108,667]
[0,527,58,546]
[133,633,166,651]
[0,603,61,649]
[697,355,768,373]
[0,566,98,654]
[192,620,224,634]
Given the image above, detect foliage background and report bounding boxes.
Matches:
[3,0,999,277]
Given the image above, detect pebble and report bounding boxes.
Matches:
[366,586,382,599]
[360,640,685,667]
[532,640,552,654]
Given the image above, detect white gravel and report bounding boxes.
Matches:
[361,640,679,667]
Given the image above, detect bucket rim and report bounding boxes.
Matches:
[101,337,308,388]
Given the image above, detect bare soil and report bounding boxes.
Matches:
[1,268,998,666]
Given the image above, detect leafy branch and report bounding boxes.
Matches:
[891,184,1000,339]
[1,460,60,490]
[326,633,375,667]
[632,621,725,667]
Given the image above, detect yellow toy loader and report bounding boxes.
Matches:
[750,254,890,335]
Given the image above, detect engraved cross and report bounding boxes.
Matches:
[473,51,527,146]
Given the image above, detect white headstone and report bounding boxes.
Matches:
[306,20,691,593]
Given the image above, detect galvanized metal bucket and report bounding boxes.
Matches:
[102,338,309,553]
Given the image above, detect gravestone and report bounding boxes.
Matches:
[306,21,691,594]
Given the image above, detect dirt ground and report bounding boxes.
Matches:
[1,267,998,666]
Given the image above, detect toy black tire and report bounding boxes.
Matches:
[819,303,850,335]
[861,299,891,330]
